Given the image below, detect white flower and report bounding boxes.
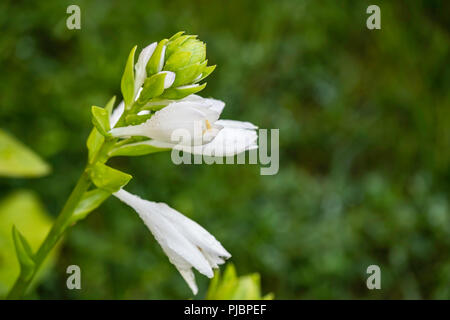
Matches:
[110,94,258,157]
[113,189,231,295]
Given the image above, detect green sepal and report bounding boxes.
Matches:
[194,65,216,83]
[109,141,169,157]
[161,83,206,99]
[89,163,132,193]
[105,96,116,116]
[164,51,192,72]
[136,72,168,106]
[12,226,36,281]
[69,189,110,225]
[168,31,185,41]
[146,39,168,75]
[125,113,152,126]
[87,96,116,163]
[121,46,137,109]
[91,106,111,137]
[172,61,205,87]
[165,35,197,57]
[184,38,206,65]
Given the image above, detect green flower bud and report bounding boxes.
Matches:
[124,32,215,114]
[162,32,214,87]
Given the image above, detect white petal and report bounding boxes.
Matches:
[215,119,258,130]
[110,100,125,128]
[134,43,157,98]
[110,101,221,143]
[157,202,231,259]
[158,71,175,89]
[148,126,258,157]
[114,190,213,277]
[158,45,166,72]
[178,269,198,295]
[182,95,226,115]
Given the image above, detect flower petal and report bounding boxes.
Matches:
[215,119,258,130]
[110,100,125,128]
[147,126,258,157]
[113,189,230,294]
[110,101,221,142]
[157,202,231,259]
[182,94,225,115]
[134,43,157,98]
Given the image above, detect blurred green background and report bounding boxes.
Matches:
[0,0,449,299]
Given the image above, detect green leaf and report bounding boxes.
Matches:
[136,72,168,106]
[109,141,170,157]
[231,273,261,300]
[0,191,58,296]
[206,269,221,300]
[161,83,207,100]
[70,189,110,225]
[146,39,169,75]
[0,129,50,178]
[91,106,111,137]
[89,163,132,193]
[12,226,35,281]
[121,45,137,108]
[205,263,274,300]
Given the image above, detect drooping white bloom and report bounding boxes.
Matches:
[110,95,258,157]
[113,189,231,294]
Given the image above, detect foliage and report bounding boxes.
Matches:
[206,264,273,300]
[0,191,57,297]
[0,130,50,178]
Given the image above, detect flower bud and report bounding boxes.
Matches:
[147,32,215,91]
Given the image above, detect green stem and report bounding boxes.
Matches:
[6,170,91,299]
[7,106,123,299]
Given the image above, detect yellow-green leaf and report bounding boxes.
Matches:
[89,163,132,193]
[0,129,50,178]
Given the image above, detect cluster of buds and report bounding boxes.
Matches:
[121,32,216,122]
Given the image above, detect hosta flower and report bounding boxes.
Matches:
[110,94,258,157]
[113,189,231,294]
